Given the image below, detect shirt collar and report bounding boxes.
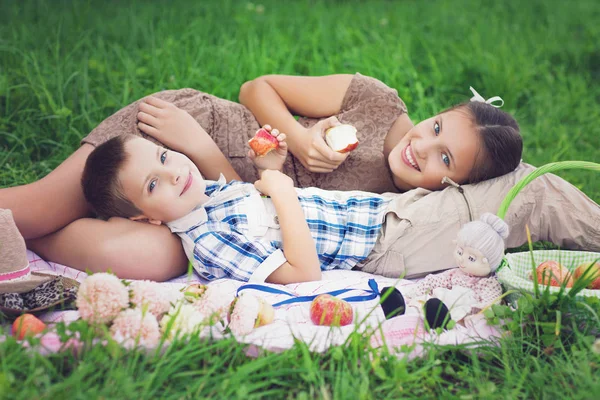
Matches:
[166,174,227,233]
[205,173,227,196]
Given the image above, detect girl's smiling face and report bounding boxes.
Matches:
[118,137,208,224]
[388,109,481,191]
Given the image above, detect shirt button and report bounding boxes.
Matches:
[273,216,279,224]
[334,193,342,200]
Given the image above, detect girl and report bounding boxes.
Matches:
[1,74,598,280]
[236,74,521,192]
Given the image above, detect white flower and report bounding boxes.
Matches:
[160,302,209,339]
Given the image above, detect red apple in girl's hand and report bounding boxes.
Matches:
[325,125,359,153]
[310,294,353,326]
[12,314,47,340]
[248,128,279,157]
[574,262,600,289]
[534,261,573,287]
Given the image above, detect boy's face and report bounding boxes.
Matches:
[387,110,480,191]
[119,137,208,224]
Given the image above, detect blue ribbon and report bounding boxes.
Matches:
[236,278,380,308]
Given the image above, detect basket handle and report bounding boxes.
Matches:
[497,161,600,220]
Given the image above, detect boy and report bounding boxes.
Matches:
[81,129,390,284]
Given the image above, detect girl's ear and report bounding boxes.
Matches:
[130,215,162,226]
[482,257,489,264]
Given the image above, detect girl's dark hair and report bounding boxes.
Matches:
[444,101,522,184]
[81,135,142,220]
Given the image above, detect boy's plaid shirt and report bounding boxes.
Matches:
[167,175,390,282]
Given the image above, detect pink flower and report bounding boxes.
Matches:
[110,308,160,348]
[21,331,83,357]
[39,332,82,356]
[228,294,274,336]
[130,281,182,318]
[193,285,231,320]
[76,273,129,324]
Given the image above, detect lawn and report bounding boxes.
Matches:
[1,0,599,398]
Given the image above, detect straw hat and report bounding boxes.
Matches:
[0,209,56,294]
[1,209,80,317]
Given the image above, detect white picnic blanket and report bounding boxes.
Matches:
[26,251,501,356]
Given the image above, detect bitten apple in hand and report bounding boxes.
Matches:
[249,125,289,172]
[325,124,359,153]
[249,128,279,157]
[310,294,353,326]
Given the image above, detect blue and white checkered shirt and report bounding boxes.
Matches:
[167,175,390,283]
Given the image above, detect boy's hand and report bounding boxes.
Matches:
[137,96,206,154]
[254,169,294,197]
[248,125,288,172]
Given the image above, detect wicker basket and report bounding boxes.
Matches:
[496,161,600,297]
[498,250,600,299]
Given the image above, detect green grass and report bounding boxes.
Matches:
[1,0,599,398]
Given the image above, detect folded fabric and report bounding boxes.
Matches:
[0,276,78,311]
[24,251,501,355]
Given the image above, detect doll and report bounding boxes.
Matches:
[379,213,507,329]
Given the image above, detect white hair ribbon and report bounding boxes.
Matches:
[469,86,504,108]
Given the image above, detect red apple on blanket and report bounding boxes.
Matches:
[310,294,354,326]
[325,125,359,153]
[12,314,47,340]
[248,128,279,157]
[533,261,573,288]
[574,262,600,289]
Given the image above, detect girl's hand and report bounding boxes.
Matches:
[137,96,205,154]
[287,117,349,173]
[254,169,294,198]
[248,125,288,172]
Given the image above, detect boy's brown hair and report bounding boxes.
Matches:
[81,135,142,220]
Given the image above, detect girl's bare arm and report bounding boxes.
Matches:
[137,97,241,182]
[239,74,353,124]
[239,75,354,173]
